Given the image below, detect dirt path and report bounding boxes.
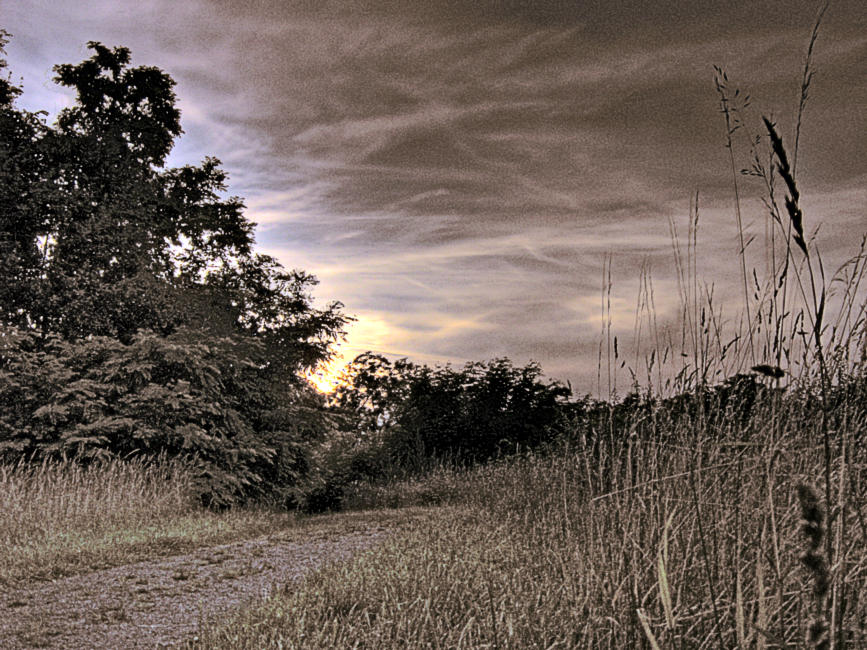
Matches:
[0,523,392,649]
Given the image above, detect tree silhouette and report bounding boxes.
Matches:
[0,38,348,505]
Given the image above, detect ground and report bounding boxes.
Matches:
[0,512,396,649]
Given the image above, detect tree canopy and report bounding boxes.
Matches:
[0,37,349,505]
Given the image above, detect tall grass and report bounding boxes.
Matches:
[0,456,292,585]
[194,5,866,648]
[1,455,194,542]
[194,388,866,648]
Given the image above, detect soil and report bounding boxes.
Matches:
[0,524,392,649]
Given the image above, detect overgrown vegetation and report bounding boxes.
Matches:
[193,397,867,648]
[0,36,347,506]
[3,4,866,647]
[194,5,866,649]
[0,455,293,587]
[305,355,572,511]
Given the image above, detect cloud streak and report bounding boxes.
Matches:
[4,0,866,391]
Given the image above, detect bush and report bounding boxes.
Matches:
[0,327,325,507]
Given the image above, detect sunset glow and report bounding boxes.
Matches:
[6,0,864,392]
[305,355,350,394]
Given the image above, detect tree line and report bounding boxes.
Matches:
[4,39,818,511]
[0,39,573,508]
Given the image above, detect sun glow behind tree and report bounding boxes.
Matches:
[0,38,349,505]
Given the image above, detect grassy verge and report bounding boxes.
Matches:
[193,402,867,647]
[189,507,516,649]
[0,457,293,586]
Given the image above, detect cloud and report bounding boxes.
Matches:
[4,0,865,393]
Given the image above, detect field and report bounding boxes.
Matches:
[5,382,863,648]
[189,388,867,648]
[3,5,866,649]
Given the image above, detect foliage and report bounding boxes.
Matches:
[330,354,572,480]
[0,326,326,505]
[0,38,348,505]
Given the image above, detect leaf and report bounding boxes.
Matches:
[33,403,69,424]
[658,511,677,631]
[637,609,662,650]
[814,287,826,349]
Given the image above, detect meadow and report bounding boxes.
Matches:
[188,381,866,648]
[6,363,864,647]
[190,10,867,647]
[3,5,866,649]
[0,456,293,587]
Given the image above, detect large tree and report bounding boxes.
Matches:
[0,38,348,505]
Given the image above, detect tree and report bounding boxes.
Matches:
[0,39,349,505]
[332,354,572,473]
[329,352,417,435]
[1,41,249,339]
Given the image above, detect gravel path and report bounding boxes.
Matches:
[0,524,392,649]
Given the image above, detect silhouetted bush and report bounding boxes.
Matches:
[330,354,572,479]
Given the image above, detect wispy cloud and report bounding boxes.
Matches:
[4,0,865,391]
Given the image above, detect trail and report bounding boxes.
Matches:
[0,524,391,649]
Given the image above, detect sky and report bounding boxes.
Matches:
[2,0,865,394]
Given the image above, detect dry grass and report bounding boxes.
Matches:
[193,13,867,645]
[193,399,867,648]
[0,457,294,586]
